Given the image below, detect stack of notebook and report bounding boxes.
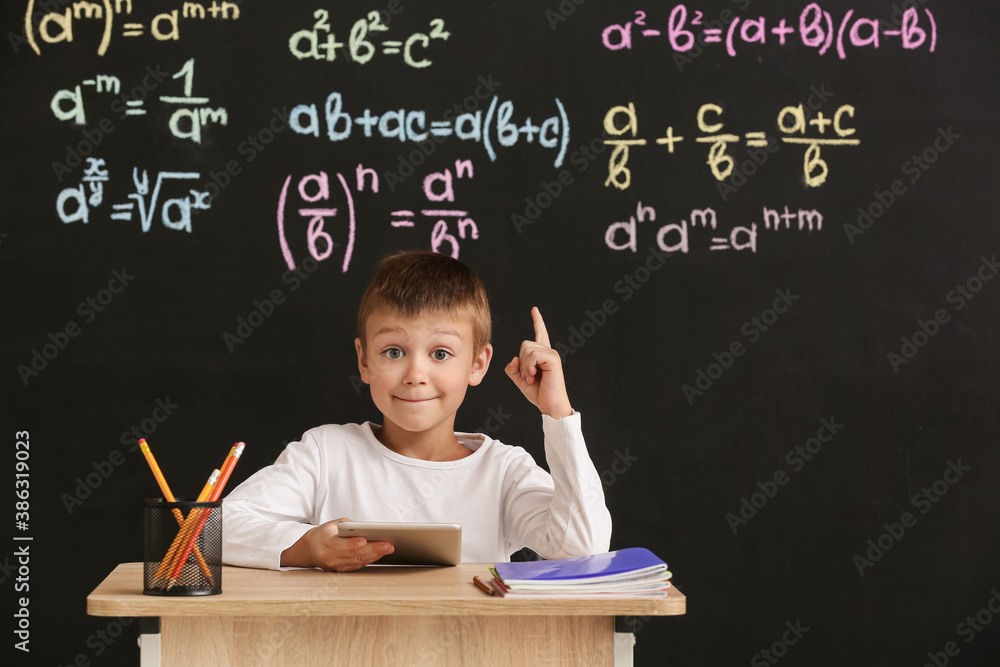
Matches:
[490,548,672,598]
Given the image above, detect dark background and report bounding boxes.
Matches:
[3,1,999,665]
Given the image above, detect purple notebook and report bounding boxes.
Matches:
[494,548,668,586]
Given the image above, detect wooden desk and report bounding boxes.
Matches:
[88,562,686,666]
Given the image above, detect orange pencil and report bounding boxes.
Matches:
[209,442,244,502]
[139,439,213,581]
[154,469,219,582]
[165,443,245,590]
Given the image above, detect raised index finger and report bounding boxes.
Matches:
[531,306,551,348]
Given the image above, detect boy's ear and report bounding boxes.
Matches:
[354,338,371,384]
[468,343,493,387]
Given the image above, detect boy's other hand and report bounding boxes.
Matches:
[282,517,394,572]
[505,307,573,419]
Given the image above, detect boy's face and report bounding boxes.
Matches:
[355,310,492,440]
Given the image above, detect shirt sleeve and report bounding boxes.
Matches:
[501,412,612,558]
[221,433,324,570]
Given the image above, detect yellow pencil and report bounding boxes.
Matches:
[154,469,219,582]
[139,439,214,582]
[139,439,171,497]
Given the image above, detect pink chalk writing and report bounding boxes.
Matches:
[276,160,480,271]
[602,5,937,59]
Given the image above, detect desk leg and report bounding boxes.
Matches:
[614,632,636,667]
[161,615,616,665]
[138,618,161,667]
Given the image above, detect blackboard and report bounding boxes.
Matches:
[4,1,1000,664]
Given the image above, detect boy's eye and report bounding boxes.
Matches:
[431,349,451,361]
[383,347,403,360]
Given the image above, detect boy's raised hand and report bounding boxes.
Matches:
[505,307,574,419]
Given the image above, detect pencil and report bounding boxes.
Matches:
[165,443,245,590]
[138,439,171,498]
[473,576,495,596]
[139,439,213,582]
[209,442,244,502]
[154,469,219,582]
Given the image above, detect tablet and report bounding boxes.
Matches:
[336,521,462,566]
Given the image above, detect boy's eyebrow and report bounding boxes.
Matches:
[370,326,465,339]
[432,327,465,339]
[371,326,405,337]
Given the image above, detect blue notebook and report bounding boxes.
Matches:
[493,547,669,587]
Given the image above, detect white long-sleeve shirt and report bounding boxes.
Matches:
[222,412,612,569]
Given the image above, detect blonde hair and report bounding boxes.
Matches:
[357,251,491,353]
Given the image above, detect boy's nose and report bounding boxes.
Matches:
[403,359,428,384]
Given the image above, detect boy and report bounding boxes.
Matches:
[222,251,611,571]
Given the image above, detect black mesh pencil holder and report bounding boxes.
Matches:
[143,498,223,596]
